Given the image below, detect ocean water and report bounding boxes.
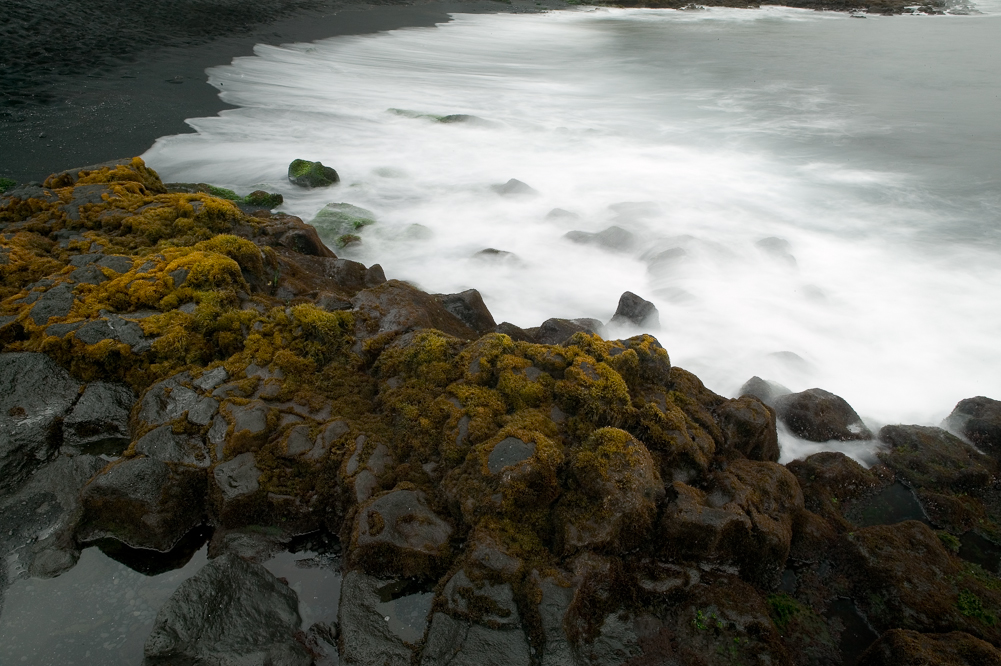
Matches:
[143,5,1001,461]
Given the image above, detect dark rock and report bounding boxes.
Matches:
[316,293,353,311]
[135,425,210,467]
[713,396,779,462]
[839,520,1001,641]
[661,459,803,585]
[349,489,452,578]
[323,257,372,292]
[97,254,134,273]
[288,159,339,188]
[756,236,797,267]
[62,381,135,451]
[857,629,1001,666]
[473,248,517,262]
[494,321,533,342]
[534,318,605,345]
[215,452,261,502]
[137,372,200,427]
[645,246,686,273]
[943,396,1001,457]
[556,429,664,554]
[366,263,387,287]
[609,290,659,328]
[421,611,531,666]
[536,576,576,666]
[279,227,336,258]
[29,283,74,324]
[69,264,107,284]
[435,289,497,335]
[787,451,884,520]
[79,456,206,551]
[193,366,229,392]
[244,190,284,209]
[338,571,432,664]
[0,352,81,493]
[877,425,994,491]
[490,178,537,197]
[738,376,791,407]
[773,388,872,442]
[564,225,637,252]
[351,280,477,342]
[0,454,107,579]
[309,202,374,237]
[488,437,535,474]
[144,553,309,666]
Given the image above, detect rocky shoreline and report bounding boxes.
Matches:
[2,158,1001,665]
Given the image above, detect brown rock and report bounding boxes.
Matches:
[857,629,1001,666]
[349,489,453,578]
[351,280,477,342]
[944,396,1001,459]
[774,388,872,442]
[877,425,995,492]
[713,396,780,462]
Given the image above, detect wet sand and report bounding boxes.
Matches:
[0,0,562,184]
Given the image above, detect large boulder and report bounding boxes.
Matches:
[348,489,453,578]
[943,396,1001,458]
[144,553,310,666]
[840,521,1001,642]
[877,425,995,492]
[309,202,375,237]
[435,289,496,335]
[351,280,477,342]
[0,352,81,493]
[78,456,207,551]
[786,451,885,520]
[712,396,780,462]
[857,629,1001,666]
[660,459,803,585]
[62,381,136,452]
[555,428,664,554]
[421,568,531,666]
[287,159,339,188]
[773,388,872,442]
[338,570,433,665]
[534,317,605,346]
[608,291,659,328]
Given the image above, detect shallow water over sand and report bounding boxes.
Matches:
[145,6,1001,458]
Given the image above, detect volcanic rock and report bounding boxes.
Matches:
[773,388,872,442]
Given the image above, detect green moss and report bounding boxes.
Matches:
[958,589,998,625]
[0,178,15,193]
[766,594,800,630]
[337,234,361,248]
[244,190,284,209]
[938,531,961,553]
[205,185,241,201]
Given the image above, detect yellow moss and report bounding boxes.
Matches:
[555,355,632,428]
[194,235,264,277]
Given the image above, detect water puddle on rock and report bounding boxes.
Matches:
[0,543,208,665]
[825,598,878,666]
[848,481,929,528]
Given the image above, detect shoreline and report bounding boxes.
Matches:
[0,0,564,185]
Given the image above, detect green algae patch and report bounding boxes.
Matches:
[0,178,16,194]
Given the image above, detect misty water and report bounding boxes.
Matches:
[143,6,1001,460]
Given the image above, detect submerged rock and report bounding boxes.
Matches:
[309,202,376,237]
[773,387,872,442]
[144,553,309,666]
[288,159,339,188]
[564,225,637,252]
[490,178,537,197]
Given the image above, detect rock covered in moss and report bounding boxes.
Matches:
[856,628,1001,666]
[0,352,81,493]
[944,396,1001,458]
[774,387,872,442]
[878,425,995,491]
[288,159,339,188]
[144,552,310,666]
[713,395,779,462]
[78,456,207,551]
[349,488,453,578]
[244,190,284,209]
[556,428,663,554]
[309,202,375,237]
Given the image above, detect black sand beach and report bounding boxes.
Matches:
[0,0,561,184]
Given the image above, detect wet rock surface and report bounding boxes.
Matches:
[144,552,310,666]
[4,159,1001,665]
[774,387,873,442]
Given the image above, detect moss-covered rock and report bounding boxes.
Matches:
[288,159,339,188]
